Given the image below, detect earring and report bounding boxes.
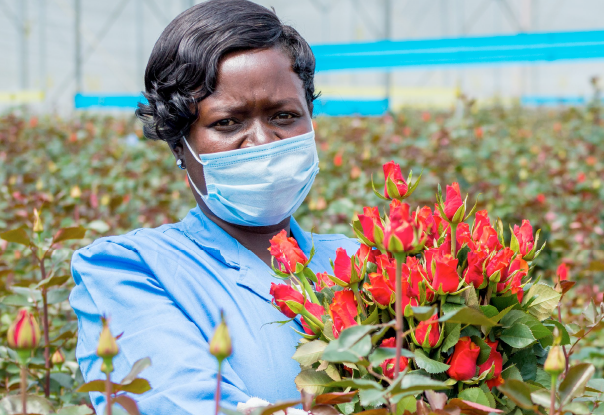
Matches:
[176,159,186,170]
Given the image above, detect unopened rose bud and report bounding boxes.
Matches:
[7,309,41,351]
[209,312,232,363]
[33,209,44,233]
[70,185,82,199]
[544,346,565,376]
[52,349,65,367]
[96,320,119,360]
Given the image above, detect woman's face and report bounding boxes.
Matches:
[175,46,313,194]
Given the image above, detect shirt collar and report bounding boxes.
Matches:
[181,206,312,268]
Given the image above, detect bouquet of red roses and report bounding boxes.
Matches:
[266,161,600,415]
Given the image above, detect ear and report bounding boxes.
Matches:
[169,138,185,162]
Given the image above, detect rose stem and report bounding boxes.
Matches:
[21,364,27,415]
[215,361,223,415]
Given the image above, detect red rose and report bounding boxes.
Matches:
[557,263,568,283]
[330,290,358,339]
[383,161,408,199]
[365,272,394,306]
[472,211,502,252]
[333,247,352,284]
[513,220,534,256]
[384,200,423,252]
[443,182,463,221]
[486,248,514,281]
[415,206,442,246]
[268,229,308,273]
[356,244,376,265]
[302,302,325,335]
[270,283,304,318]
[316,272,335,290]
[464,249,489,288]
[358,206,383,244]
[414,314,440,348]
[447,337,480,380]
[498,258,527,302]
[379,337,409,379]
[406,256,426,298]
[478,340,503,389]
[431,253,459,293]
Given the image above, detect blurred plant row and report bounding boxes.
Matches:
[0,101,603,413]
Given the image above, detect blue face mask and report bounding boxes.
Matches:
[183,130,320,227]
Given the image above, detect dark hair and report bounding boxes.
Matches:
[135,0,318,146]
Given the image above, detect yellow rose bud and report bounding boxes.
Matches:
[33,209,44,233]
[7,309,41,351]
[209,312,232,362]
[96,320,119,359]
[70,186,82,199]
[544,346,565,376]
[51,349,65,366]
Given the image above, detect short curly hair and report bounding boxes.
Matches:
[135,0,318,146]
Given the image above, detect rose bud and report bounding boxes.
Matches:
[379,337,409,379]
[512,220,534,256]
[33,208,44,233]
[472,211,502,252]
[430,253,459,294]
[268,229,308,274]
[478,340,503,389]
[365,272,394,307]
[464,249,489,288]
[301,302,325,335]
[270,283,305,318]
[544,345,565,376]
[333,247,353,286]
[210,312,232,362]
[357,206,384,246]
[557,263,569,283]
[486,248,514,283]
[442,182,464,222]
[383,161,409,199]
[316,272,335,290]
[52,349,65,368]
[97,319,119,359]
[383,200,426,253]
[414,315,440,348]
[447,337,480,381]
[7,309,41,351]
[329,290,358,339]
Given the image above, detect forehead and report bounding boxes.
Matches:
[202,47,306,110]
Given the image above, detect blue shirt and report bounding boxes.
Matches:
[70,206,358,414]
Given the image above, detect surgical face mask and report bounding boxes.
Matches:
[183,129,320,227]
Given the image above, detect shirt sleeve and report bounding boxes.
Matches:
[70,239,251,415]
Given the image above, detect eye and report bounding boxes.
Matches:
[272,112,299,123]
[214,119,236,127]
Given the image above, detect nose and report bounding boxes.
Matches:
[241,121,280,148]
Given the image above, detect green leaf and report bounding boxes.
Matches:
[562,402,591,415]
[359,388,388,407]
[458,387,491,408]
[497,379,534,409]
[439,306,498,327]
[522,284,561,321]
[1,294,31,307]
[112,395,140,415]
[86,220,110,234]
[499,324,536,349]
[295,369,333,395]
[293,340,328,367]
[471,336,492,365]
[52,226,87,244]
[47,288,71,304]
[529,388,553,407]
[368,347,414,366]
[386,373,450,395]
[413,349,450,374]
[77,380,112,393]
[543,321,571,345]
[56,405,95,415]
[440,323,461,352]
[479,305,499,319]
[507,349,538,381]
[410,306,437,321]
[0,394,54,414]
[117,378,151,394]
[328,378,383,390]
[559,363,596,406]
[0,228,31,247]
[491,294,520,312]
[322,326,374,363]
[120,357,152,385]
[501,365,523,382]
[37,275,70,289]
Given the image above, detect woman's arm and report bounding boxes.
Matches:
[70,239,251,415]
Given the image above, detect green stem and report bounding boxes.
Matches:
[392,252,407,380]
[550,374,557,415]
[215,360,222,415]
[298,273,320,305]
[450,223,458,258]
[105,371,112,415]
[300,307,325,330]
[21,364,27,415]
[484,283,494,306]
[351,283,367,319]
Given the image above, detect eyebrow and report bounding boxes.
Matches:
[201,96,304,115]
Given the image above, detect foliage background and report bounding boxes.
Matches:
[0,102,603,410]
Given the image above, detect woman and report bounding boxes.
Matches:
[69,1,358,414]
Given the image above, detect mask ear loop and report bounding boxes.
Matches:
[182,135,207,197]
